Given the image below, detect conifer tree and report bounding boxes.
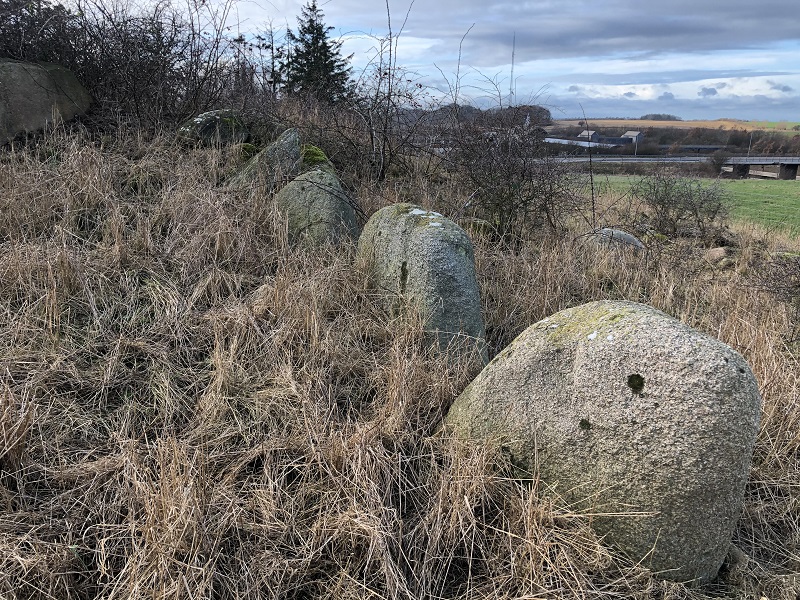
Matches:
[284,0,352,103]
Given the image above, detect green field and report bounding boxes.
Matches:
[746,120,800,132]
[722,179,800,233]
[595,175,800,235]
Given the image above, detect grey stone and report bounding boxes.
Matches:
[0,60,91,143]
[357,203,487,362]
[177,109,249,146]
[590,227,645,251]
[704,246,730,264]
[225,128,301,190]
[274,168,359,247]
[444,300,760,584]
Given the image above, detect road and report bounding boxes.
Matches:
[559,155,800,165]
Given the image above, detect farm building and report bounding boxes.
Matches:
[623,131,644,143]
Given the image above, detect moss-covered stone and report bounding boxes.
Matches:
[274,168,359,247]
[224,128,301,191]
[177,109,249,146]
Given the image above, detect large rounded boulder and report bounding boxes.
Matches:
[177,109,249,146]
[274,168,359,247]
[444,300,761,583]
[1,60,91,143]
[357,203,487,362]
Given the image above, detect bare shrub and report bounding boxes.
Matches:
[0,0,78,63]
[630,169,731,241]
[452,111,588,241]
[1,0,273,128]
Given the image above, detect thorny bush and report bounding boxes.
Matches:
[452,109,587,241]
[631,169,731,242]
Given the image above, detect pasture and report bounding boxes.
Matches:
[596,174,800,235]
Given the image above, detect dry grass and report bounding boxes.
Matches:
[0,125,799,599]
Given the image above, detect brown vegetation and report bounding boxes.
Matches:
[0,122,799,599]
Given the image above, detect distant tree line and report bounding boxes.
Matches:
[640,114,683,121]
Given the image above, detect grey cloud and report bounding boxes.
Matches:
[623,91,637,98]
[546,69,790,86]
[698,87,718,97]
[659,92,675,100]
[313,0,800,66]
[769,80,793,92]
[567,85,582,93]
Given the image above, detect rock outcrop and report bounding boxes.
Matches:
[0,60,91,143]
[225,128,301,190]
[357,203,487,361]
[274,168,359,247]
[177,109,249,146]
[444,300,761,583]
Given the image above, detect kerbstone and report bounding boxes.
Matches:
[590,227,645,251]
[357,203,487,361]
[225,128,301,190]
[274,168,359,246]
[444,300,761,583]
[177,109,249,146]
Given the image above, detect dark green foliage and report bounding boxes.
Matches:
[284,0,352,103]
[640,114,682,121]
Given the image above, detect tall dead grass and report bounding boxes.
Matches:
[0,126,798,599]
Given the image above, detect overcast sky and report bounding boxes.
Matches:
[229,0,799,121]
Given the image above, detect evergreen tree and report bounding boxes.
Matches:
[284,1,352,103]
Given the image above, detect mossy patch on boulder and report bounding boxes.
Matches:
[300,144,334,171]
